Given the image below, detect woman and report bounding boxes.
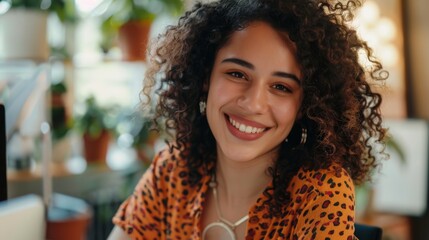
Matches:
[109,0,387,239]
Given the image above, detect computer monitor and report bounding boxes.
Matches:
[0,103,6,201]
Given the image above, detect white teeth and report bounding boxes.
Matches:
[229,117,265,134]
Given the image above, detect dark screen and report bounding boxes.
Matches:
[0,104,7,201]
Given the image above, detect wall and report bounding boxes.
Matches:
[405,0,429,119]
[404,1,429,238]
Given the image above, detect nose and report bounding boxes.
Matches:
[237,81,268,114]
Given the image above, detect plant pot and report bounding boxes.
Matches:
[0,9,49,61]
[118,20,152,61]
[83,131,110,163]
[46,194,92,240]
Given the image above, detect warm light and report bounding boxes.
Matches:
[353,0,406,118]
[353,0,399,69]
[377,17,397,41]
[378,44,399,67]
[358,1,380,25]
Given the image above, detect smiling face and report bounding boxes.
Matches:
[206,21,304,164]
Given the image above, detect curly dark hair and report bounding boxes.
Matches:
[142,0,388,215]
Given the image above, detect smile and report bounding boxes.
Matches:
[228,116,266,134]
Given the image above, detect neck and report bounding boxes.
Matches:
[215,152,273,206]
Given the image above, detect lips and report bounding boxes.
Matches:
[225,114,268,140]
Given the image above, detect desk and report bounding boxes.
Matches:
[7,153,144,199]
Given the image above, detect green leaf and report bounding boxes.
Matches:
[386,135,406,164]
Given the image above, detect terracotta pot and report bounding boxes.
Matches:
[83,131,110,163]
[46,194,92,240]
[118,20,152,61]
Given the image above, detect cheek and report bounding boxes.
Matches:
[207,78,237,108]
[272,100,301,127]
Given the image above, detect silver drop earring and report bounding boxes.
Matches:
[199,101,206,114]
[284,126,308,146]
[300,127,307,145]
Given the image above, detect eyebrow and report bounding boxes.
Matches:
[221,57,301,84]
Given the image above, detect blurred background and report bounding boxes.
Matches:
[0,0,428,239]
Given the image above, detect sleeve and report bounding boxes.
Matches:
[293,168,358,240]
[112,150,168,240]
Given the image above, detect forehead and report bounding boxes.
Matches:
[215,21,300,74]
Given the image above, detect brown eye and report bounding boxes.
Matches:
[227,71,247,80]
[272,84,292,93]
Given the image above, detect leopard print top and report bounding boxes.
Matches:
[113,149,357,239]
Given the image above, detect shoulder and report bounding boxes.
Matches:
[286,164,356,238]
[112,147,192,238]
[290,163,354,195]
[287,163,355,210]
[126,145,190,198]
[150,146,189,177]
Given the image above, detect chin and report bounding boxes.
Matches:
[215,136,280,164]
[218,146,268,163]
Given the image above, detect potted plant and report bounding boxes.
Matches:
[51,82,74,164]
[0,0,50,60]
[75,96,116,163]
[99,0,184,61]
[0,0,78,60]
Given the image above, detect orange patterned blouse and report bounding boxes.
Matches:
[113,149,357,239]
